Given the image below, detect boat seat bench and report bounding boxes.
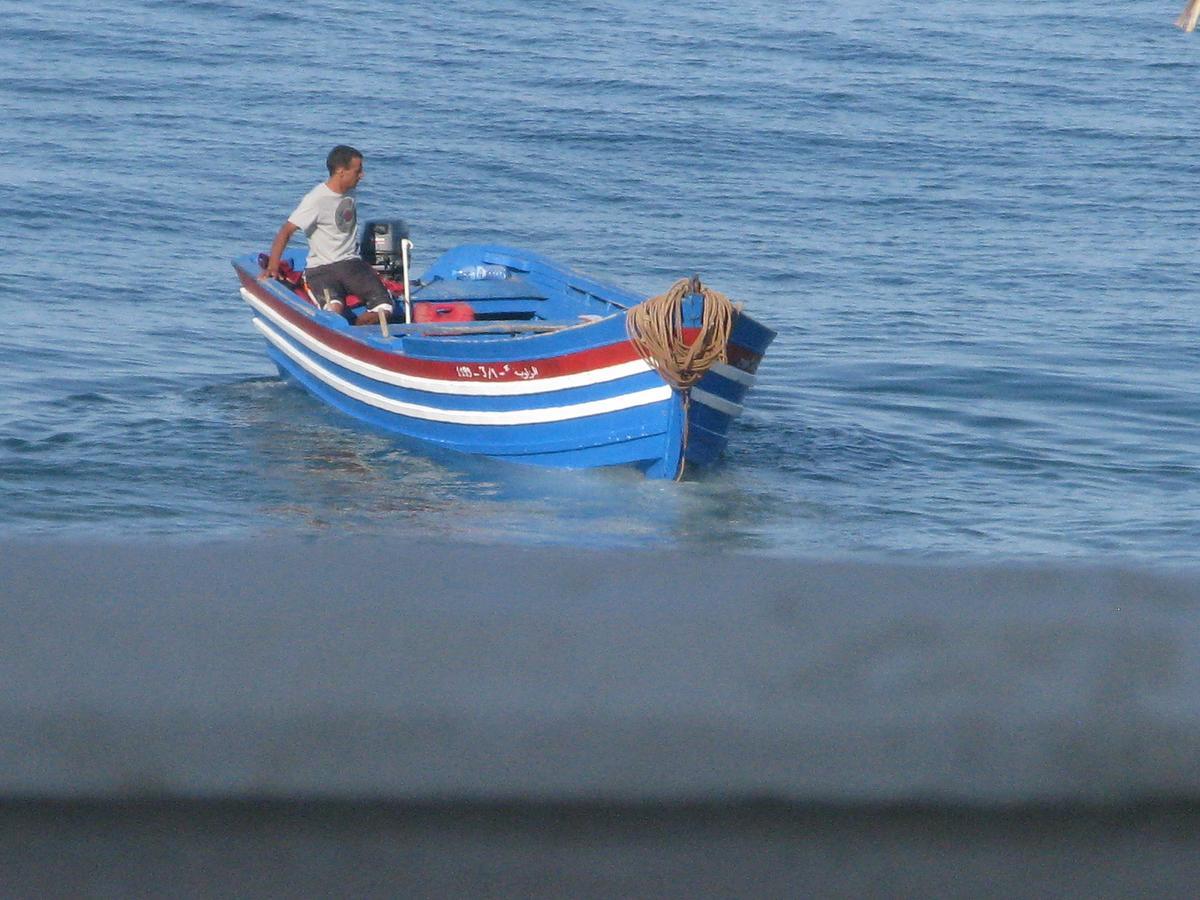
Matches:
[410,278,549,303]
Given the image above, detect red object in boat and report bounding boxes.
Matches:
[412,302,475,323]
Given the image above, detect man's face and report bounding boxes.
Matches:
[336,156,364,190]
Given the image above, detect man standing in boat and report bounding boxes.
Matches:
[261,145,391,322]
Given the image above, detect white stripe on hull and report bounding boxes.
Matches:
[709,362,756,387]
[241,288,652,396]
[691,387,743,418]
[254,318,673,426]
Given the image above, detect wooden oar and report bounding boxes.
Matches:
[1178,0,1200,31]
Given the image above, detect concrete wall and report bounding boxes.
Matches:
[3,540,1199,895]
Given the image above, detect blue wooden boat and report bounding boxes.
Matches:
[233,237,774,479]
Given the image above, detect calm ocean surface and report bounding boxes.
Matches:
[2,0,1198,561]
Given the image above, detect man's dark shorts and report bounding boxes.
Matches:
[305,257,390,308]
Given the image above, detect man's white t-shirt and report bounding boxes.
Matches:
[288,183,358,269]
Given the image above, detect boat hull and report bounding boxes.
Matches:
[234,245,774,479]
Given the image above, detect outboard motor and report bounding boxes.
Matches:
[360,220,410,275]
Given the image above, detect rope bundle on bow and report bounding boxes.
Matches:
[625,275,738,391]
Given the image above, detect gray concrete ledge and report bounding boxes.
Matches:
[4,798,1200,898]
[3,539,1198,808]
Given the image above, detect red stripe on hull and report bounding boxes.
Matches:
[679,327,765,375]
[239,271,764,380]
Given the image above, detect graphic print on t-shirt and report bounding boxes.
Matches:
[336,196,355,233]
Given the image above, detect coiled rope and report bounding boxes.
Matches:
[625,275,738,390]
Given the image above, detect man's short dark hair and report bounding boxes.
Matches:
[327,145,362,175]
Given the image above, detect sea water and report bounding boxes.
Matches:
[1,0,1198,562]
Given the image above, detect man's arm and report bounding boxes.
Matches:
[260,221,300,280]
